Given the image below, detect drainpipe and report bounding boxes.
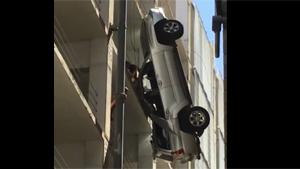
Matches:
[112,0,127,168]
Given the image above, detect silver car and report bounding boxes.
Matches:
[136,7,210,163]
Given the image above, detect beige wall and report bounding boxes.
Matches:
[187,1,225,169]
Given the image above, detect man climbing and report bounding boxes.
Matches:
[103,61,139,168]
[103,86,128,168]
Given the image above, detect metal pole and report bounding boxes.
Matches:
[113,0,127,168]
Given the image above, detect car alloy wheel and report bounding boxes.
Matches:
[154,19,184,45]
[163,21,180,33]
[178,106,210,135]
[189,110,206,127]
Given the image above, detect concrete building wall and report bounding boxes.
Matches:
[54,140,103,169]
[217,75,225,134]
[175,0,189,52]
[188,1,225,168]
[99,0,110,26]
[218,136,225,169]
[216,73,225,169]
[55,1,110,168]
[59,37,110,131]
[63,41,91,69]
[88,37,109,130]
[55,143,85,168]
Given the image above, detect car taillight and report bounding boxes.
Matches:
[171,148,184,156]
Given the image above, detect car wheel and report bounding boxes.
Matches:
[178,106,210,135]
[155,19,184,45]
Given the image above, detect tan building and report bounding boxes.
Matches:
[54,0,225,169]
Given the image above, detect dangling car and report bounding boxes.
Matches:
[134,7,211,163]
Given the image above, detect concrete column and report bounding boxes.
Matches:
[138,134,153,169]
[89,37,108,130]
[104,41,114,141]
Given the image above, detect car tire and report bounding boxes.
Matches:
[155,19,184,45]
[178,106,210,135]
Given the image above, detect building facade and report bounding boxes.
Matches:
[54,0,225,169]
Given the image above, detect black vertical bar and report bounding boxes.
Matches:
[113,0,127,168]
[223,13,227,169]
[222,1,227,169]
